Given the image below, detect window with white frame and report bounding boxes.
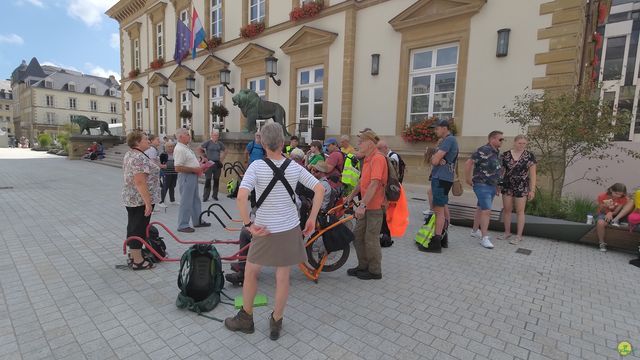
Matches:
[89,85,97,95]
[110,102,117,113]
[180,91,191,129]
[90,100,98,111]
[408,44,459,124]
[45,80,53,89]
[209,85,224,130]
[46,112,55,125]
[249,0,265,24]
[602,36,627,81]
[111,118,118,124]
[69,98,77,109]
[211,0,222,38]
[158,96,167,135]
[69,114,76,122]
[156,22,164,59]
[133,38,140,70]
[109,88,116,97]
[91,116,98,122]
[297,66,324,141]
[248,77,266,100]
[46,95,54,107]
[68,82,75,92]
[180,9,189,27]
[135,101,142,129]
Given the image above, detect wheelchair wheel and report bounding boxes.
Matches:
[305,235,350,272]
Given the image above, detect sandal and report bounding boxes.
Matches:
[509,236,522,245]
[497,233,512,240]
[131,260,154,270]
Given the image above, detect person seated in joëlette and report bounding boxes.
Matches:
[595,183,629,252]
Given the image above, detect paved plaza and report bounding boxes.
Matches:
[0,148,639,360]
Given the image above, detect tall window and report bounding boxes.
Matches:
[111,118,118,124]
[133,38,140,70]
[158,96,166,135]
[46,95,54,107]
[110,102,117,113]
[297,66,324,143]
[180,91,191,129]
[408,43,458,124]
[249,0,265,24]
[211,0,222,38]
[46,112,55,125]
[156,22,164,59]
[209,85,224,130]
[248,77,266,100]
[90,100,97,111]
[602,36,627,81]
[135,101,142,129]
[69,98,77,109]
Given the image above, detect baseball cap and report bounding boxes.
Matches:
[429,118,451,128]
[324,137,338,146]
[358,130,380,144]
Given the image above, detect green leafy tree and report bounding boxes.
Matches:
[503,90,634,197]
[37,133,52,148]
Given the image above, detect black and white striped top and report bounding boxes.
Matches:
[240,158,319,233]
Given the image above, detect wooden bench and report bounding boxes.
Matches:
[581,224,640,254]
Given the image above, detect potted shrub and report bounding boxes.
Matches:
[180,108,193,120]
[150,58,164,70]
[240,21,265,39]
[128,68,140,79]
[290,0,324,21]
[37,132,52,150]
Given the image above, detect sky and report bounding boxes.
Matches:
[0,0,121,82]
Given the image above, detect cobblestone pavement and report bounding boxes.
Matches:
[1,148,639,360]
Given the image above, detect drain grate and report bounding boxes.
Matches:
[515,248,532,255]
[0,186,14,190]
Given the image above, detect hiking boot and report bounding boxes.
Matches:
[356,271,382,280]
[418,235,442,253]
[347,267,366,277]
[269,312,282,340]
[224,308,254,334]
[441,233,448,248]
[225,271,244,286]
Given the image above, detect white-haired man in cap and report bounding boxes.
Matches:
[344,130,387,280]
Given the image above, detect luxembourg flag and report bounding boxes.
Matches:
[190,8,207,59]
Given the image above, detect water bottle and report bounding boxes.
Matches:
[586,214,594,225]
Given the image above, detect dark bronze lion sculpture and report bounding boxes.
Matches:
[71,115,113,136]
[232,89,288,134]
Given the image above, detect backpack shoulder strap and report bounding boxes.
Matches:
[255,158,296,209]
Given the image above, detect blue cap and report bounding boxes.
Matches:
[324,137,338,146]
[429,118,451,128]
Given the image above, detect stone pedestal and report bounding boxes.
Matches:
[68,135,124,160]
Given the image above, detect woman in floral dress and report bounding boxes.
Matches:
[500,135,537,245]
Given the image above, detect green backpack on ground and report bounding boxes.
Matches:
[176,244,226,314]
[415,214,436,249]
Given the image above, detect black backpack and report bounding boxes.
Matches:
[176,244,225,313]
[318,214,354,253]
[384,157,401,202]
[141,225,167,263]
[388,151,406,183]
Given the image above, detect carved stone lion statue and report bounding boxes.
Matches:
[232,89,288,135]
[71,115,113,136]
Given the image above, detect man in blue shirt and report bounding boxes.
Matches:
[427,119,459,253]
[244,132,265,165]
[465,130,504,249]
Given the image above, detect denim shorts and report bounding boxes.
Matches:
[431,178,453,207]
[473,183,496,210]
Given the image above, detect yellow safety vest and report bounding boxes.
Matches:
[415,215,436,248]
[341,153,360,188]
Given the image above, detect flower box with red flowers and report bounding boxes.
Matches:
[402,116,456,143]
[240,21,265,39]
[290,0,324,22]
[206,36,222,49]
[128,68,140,79]
[150,58,164,70]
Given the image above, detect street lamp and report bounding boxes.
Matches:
[371,53,380,76]
[265,56,282,86]
[186,76,200,98]
[496,28,511,57]
[219,68,235,93]
[159,83,173,102]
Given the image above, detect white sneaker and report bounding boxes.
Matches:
[599,243,607,252]
[172,201,180,205]
[158,203,167,208]
[481,236,494,249]
[470,229,482,238]
[611,220,620,227]
[422,209,433,216]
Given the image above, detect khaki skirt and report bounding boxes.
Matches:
[247,226,306,267]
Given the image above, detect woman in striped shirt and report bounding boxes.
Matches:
[224,122,324,340]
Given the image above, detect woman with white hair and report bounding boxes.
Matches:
[224,122,324,340]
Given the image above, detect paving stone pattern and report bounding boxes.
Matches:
[0,150,639,359]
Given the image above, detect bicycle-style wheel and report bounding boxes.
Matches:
[305,235,350,272]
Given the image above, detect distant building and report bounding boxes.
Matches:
[10,58,123,141]
[0,80,15,146]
